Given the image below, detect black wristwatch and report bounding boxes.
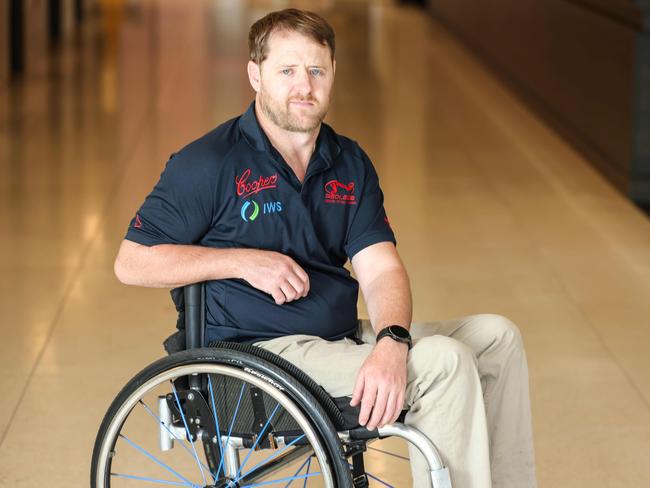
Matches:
[376,325,412,350]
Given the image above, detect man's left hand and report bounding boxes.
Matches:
[350,338,408,430]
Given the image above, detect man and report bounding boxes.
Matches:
[115,8,536,488]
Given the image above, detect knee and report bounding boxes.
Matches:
[475,313,523,352]
[412,335,477,373]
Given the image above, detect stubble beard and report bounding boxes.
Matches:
[258,88,329,133]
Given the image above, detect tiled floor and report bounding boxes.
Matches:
[1,0,650,486]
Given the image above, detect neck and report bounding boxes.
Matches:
[255,101,319,181]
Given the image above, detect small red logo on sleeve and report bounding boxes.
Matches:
[134,214,143,229]
[324,180,356,204]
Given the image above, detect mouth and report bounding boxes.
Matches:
[289,100,316,107]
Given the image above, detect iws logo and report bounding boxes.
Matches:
[235,168,278,198]
[240,200,260,222]
[324,179,356,205]
[240,200,283,222]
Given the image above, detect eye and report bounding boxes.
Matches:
[310,68,323,77]
[281,68,292,75]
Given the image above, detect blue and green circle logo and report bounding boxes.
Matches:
[240,200,260,222]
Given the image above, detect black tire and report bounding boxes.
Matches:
[91,347,353,487]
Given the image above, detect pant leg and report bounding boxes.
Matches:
[255,333,492,488]
[404,335,491,488]
[254,334,372,397]
[407,314,538,488]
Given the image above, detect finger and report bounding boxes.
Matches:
[350,372,365,407]
[394,391,405,423]
[279,282,298,302]
[358,384,377,427]
[291,263,310,296]
[366,389,388,431]
[285,273,306,298]
[271,288,286,305]
[378,391,397,428]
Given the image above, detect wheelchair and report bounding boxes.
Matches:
[91,283,453,487]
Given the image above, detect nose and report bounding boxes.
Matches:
[293,67,313,97]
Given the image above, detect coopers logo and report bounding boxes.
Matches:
[235,169,278,198]
[324,179,357,205]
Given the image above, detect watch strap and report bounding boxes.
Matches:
[376,325,412,350]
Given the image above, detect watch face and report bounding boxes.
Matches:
[388,326,410,339]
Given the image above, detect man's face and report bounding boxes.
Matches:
[249,30,335,133]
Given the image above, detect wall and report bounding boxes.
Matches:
[428,0,650,205]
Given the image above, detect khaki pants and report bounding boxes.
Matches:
[255,314,537,488]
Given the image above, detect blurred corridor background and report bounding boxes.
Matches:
[1,0,650,486]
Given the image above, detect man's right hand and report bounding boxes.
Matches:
[238,249,310,305]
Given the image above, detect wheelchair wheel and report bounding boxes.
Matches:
[91,348,353,487]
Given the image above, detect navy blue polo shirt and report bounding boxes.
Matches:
[125,102,395,344]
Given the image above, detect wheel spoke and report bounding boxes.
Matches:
[281,456,311,488]
[367,445,409,461]
[238,472,321,487]
[111,472,197,487]
[235,402,281,479]
[138,399,212,476]
[348,462,396,488]
[118,433,195,486]
[170,381,208,485]
[366,471,396,487]
[207,374,224,480]
[240,434,306,479]
[301,457,312,488]
[215,381,248,479]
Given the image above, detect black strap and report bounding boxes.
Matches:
[250,386,274,449]
[351,452,369,487]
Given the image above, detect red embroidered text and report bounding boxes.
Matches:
[324,180,357,205]
[236,168,278,198]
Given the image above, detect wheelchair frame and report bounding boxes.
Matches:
[91,282,452,488]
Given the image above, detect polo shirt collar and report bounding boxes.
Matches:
[238,101,341,167]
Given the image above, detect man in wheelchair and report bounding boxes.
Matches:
[109,8,536,488]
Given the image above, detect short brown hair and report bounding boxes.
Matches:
[248,8,335,64]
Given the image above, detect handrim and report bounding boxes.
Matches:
[94,363,336,488]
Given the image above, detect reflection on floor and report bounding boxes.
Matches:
[1,1,649,486]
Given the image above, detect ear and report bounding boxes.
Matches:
[247,60,261,93]
[332,59,336,78]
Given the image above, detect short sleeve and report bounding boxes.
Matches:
[344,151,396,259]
[125,151,216,246]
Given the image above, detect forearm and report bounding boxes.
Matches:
[114,239,245,288]
[352,263,411,429]
[362,266,412,334]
